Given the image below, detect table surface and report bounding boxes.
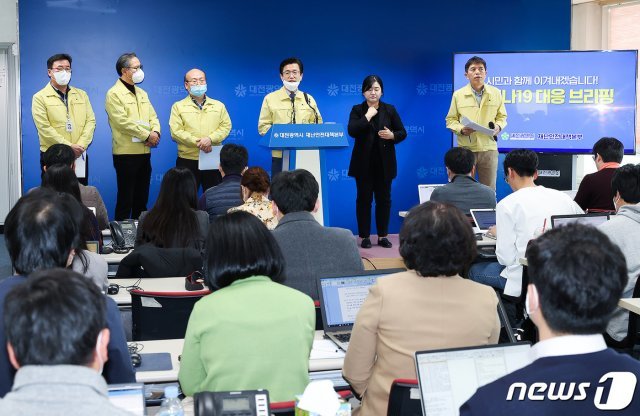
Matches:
[132,330,344,383]
[619,298,640,315]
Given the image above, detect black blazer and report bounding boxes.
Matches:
[347,101,407,181]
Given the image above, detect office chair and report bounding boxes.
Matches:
[387,379,421,416]
[116,246,203,278]
[604,274,640,356]
[314,300,324,331]
[270,390,353,415]
[130,289,210,341]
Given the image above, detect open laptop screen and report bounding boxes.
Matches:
[469,209,496,232]
[318,269,403,330]
[418,184,444,204]
[415,343,531,416]
[551,213,610,229]
[108,383,146,416]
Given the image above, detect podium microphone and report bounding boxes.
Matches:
[488,122,498,141]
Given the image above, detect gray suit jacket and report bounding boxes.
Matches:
[272,211,364,299]
[430,175,496,214]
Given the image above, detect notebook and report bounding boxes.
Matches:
[418,184,445,204]
[469,209,496,233]
[415,343,531,416]
[317,269,404,351]
[550,212,610,229]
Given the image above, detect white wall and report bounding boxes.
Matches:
[0,0,17,44]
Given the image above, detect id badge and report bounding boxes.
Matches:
[65,119,73,132]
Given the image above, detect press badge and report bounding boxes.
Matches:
[65,119,73,132]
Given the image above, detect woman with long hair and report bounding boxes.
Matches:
[135,167,208,251]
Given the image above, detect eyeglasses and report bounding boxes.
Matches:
[282,70,300,77]
[51,66,72,72]
[126,65,143,71]
[187,78,206,86]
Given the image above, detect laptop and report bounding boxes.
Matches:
[469,209,496,233]
[108,383,146,416]
[550,212,610,229]
[317,269,405,351]
[415,343,531,416]
[418,184,445,204]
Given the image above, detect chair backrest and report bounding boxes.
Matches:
[130,289,209,341]
[387,379,421,416]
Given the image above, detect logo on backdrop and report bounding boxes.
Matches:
[417,166,446,179]
[235,84,247,97]
[235,83,281,98]
[416,82,453,96]
[326,83,360,97]
[506,372,637,411]
[327,83,339,97]
[327,168,350,182]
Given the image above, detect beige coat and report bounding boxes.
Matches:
[342,271,500,415]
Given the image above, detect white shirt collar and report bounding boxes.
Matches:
[530,334,606,362]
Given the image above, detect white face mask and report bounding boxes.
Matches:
[283,80,300,92]
[132,68,145,84]
[53,70,71,86]
[95,331,104,374]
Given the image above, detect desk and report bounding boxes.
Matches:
[619,298,640,315]
[133,331,344,384]
[102,251,129,277]
[108,277,193,306]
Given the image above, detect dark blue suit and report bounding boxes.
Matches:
[0,275,136,397]
[460,349,640,415]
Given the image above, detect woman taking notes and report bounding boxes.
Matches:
[348,75,407,249]
[179,211,315,401]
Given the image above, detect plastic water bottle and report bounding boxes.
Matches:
[157,386,184,416]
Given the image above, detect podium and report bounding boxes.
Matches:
[259,124,348,225]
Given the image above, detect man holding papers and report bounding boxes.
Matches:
[170,68,232,192]
[446,56,507,190]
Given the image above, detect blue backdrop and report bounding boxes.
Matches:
[19,0,571,234]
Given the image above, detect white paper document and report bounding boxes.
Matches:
[461,116,495,136]
[309,339,346,360]
[198,145,222,171]
[75,152,87,178]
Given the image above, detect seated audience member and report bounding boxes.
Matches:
[343,202,500,416]
[460,224,640,415]
[270,169,364,299]
[179,211,314,402]
[43,143,110,229]
[0,189,135,397]
[136,167,208,252]
[468,149,582,296]
[0,269,133,416]
[198,143,248,222]
[574,137,623,212]
[599,164,640,343]
[41,165,107,288]
[430,147,496,214]
[228,166,278,230]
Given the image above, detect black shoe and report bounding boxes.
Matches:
[378,237,392,248]
[361,238,372,249]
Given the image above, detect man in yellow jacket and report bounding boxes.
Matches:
[32,53,95,184]
[258,57,322,176]
[169,68,232,192]
[105,52,161,220]
[446,56,507,190]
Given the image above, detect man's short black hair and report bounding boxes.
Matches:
[400,202,476,277]
[47,54,72,69]
[526,223,627,334]
[205,211,285,289]
[611,164,640,203]
[4,268,106,366]
[4,189,82,275]
[279,57,304,74]
[270,169,318,214]
[464,56,486,72]
[219,143,248,175]
[444,147,476,175]
[593,137,624,163]
[503,149,538,178]
[116,52,137,76]
[43,144,75,168]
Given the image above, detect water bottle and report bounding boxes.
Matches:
[157,385,184,416]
